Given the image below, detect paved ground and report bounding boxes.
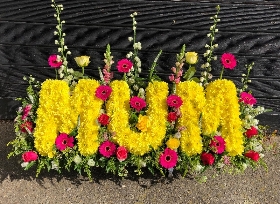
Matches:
[0,115,279,204]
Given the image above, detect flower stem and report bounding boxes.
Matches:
[55,69,58,79]
[82,67,84,75]
[220,66,224,79]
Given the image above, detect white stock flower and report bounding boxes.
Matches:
[21,162,29,168]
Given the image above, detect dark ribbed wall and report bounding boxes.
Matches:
[0,0,280,119]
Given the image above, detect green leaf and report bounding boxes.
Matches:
[24,161,36,170]
[190,77,200,83]
[183,66,196,80]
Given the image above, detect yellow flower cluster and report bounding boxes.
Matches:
[34,80,75,158]
[166,138,180,150]
[34,79,102,158]
[176,81,205,156]
[106,80,169,155]
[202,79,244,156]
[72,79,103,156]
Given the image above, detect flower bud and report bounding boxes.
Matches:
[74,56,90,67]
[185,52,198,65]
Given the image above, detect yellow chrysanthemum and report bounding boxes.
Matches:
[166,138,180,150]
[176,81,205,156]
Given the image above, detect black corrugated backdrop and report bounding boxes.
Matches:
[0,0,280,119]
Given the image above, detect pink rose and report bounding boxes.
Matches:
[244,150,260,162]
[201,152,215,165]
[22,151,38,162]
[98,113,110,126]
[116,146,128,162]
[245,126,258,138]
[167,112,177,122]
[20,121,33,133]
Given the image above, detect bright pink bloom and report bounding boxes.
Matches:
[98,113,110,126]
[22,104,32,120]
[117,59,133,73]
[99,141,116,158]
[209,136,226,154]
[95,85,112,101]
[20,121,33,133]
[48,55,63,68]
[116,146,128,162]
[245,126,258,138]
[221,53,237,69]
[130,96,146,111]
[244,150,260,161]
[22,151,38,162]
[159,148,178,169]
[240,92,257,105]
[55,133,74,151]
[201,152,215,165]
[167,95,183,108]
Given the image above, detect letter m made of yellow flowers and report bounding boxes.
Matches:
[34,79,103,158]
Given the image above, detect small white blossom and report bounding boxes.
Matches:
[54,14,57,17]
[21,162,29,168]
[87,159,95,167]
[200,77,205,82]
[58,48,62,52]
[194,164,204,172]
[74,155,82,164]
[213,56,217,60]
[174,132,181,139]
[133,84,139,91]
[128,78,135,84]
[51,161,59,170]
[128,37,133,42]
[205,62,210,67]
[215,29,218,32]
[242,163,248,170]
[64,45,68,50]
[260,153,265,158]
[67,51,71,55]
[138,68,141,73]
[54,31,58,35]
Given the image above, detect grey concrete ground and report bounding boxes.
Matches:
[0,115,279,204]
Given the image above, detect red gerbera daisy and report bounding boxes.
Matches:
[117,59,133,73]
[167,95,183,108]
[221,53,237,69]
[48,54,63,68]
[95,85,112,101]
[99,140,116,158]
[55,133,74,151]
[159,148,178,169]
[130,96,146,111]
[209,136,226,154]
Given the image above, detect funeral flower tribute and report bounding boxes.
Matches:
[8,1,270,180]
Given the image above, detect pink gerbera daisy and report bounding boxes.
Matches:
[221,53,237,69]
[99,140,116,158]
[117,59,133,73]
[209,136,226,154]
[159,148,178,169]
[95,85,112,101]
[130,96,146,111]
[239,92,257,106]
[167,95,183,108]
[55,133,74,151]
[48,54,63,68]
